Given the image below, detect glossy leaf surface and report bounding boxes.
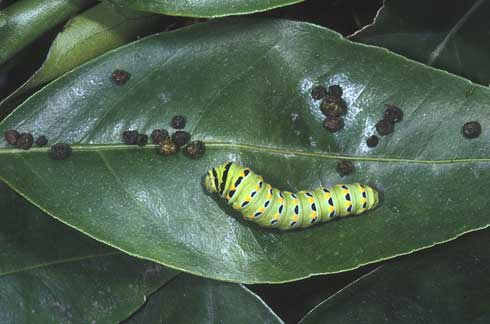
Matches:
[0,0,94,65]
[124,274,282,323]
[351,0,490,85]
[0,2,165,111]
[0,182,178,324]
[0,19,489,283]
[300,230,490,324]
[103,0,304,17]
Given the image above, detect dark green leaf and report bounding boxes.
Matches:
[299,230,490,324]
[0,0,94,66]
[0,182,178,323]
[0,2,167,112]
[103,0,304,17]
[0,19,489,283]
[249,265,377,323]
[351,0,490,85]
[124,274,283,323]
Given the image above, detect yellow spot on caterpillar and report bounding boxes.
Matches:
[278,198,284,203]
[230,185,236,190]
[308,197,314,203]
[292,215,299,222]
[273,213,279,220]
[293,199,298,203]
[244,197,251,202]
[258,207,265,212]
[311,212,317,218]
[328,206,335,213]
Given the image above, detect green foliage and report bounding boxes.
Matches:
[1,0,488,322]
[300,230,490,324]
[0,183,178,324]
[0,0,94,65]
[102,0,305,17]
[352,0,490,85]
[0,2,166,112]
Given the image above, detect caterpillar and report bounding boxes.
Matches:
[203,162,380,230]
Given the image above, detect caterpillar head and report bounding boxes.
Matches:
[203,162,234,195]
[203,167,219,194]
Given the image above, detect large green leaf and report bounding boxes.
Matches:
[0,19,489,283]
[103,0,304,17]
[351,0,490,85]
[0,182,178,323]
[0,2,166,113]
[124,274,283,323]
[299,230,490,323]
[0,0,94,66]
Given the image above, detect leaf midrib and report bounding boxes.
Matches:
[0,141,488,164]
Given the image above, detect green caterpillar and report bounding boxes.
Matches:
[204,162,380,230]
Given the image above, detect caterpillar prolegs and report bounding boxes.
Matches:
[204,162,380,230]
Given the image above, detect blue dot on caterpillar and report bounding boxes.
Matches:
[204,162,380,230]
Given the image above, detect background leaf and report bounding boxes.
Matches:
[249,264,378,323]
[0,182,178,324]
[299,230,490,324]
[351,0,490,85]
[1,19,489,283]
[102,0,304,17]
[0,2,169,113]
[124,274,283,323]
[0,0,94,66]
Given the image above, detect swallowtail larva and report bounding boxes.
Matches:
[204,162,380,230]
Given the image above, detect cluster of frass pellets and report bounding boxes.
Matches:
[311,82,482,144]
[121,115,205,159]
[4,130,72,160]
[111,69,205,159]
[310,83,404,148]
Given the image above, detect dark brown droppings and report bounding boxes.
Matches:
[384,104,403,123]
[375,119,394,136]
[171,115,186,129]
[16,133,34,150]
[320,95,347,117]
[4,129,20,145]
[50,143,72,160]
[336,160,355,176]
[172,130,190,147]
[150,129,169,144]
[462,121,481,139]
[311,85,327,100]
[184,141,206,159]
[327,84,343,97]
[35,136,48,147]
[159,137,178,156]
[323,117,344,133]
[122,130,138,145]
[136,134,148,146]
[366,135,379,148]
[111,69,130,85]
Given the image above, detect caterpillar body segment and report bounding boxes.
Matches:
[204,162,380,230]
